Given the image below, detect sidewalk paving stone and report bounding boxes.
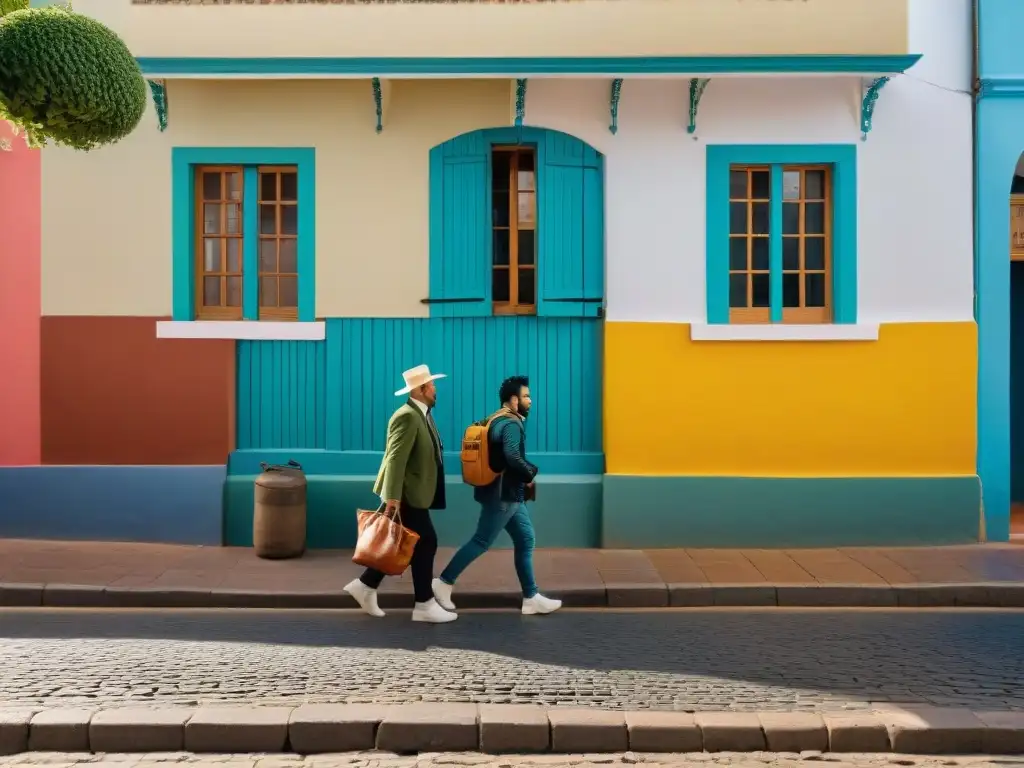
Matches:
[547,709,627,754]
[974,710,1024,753]
[89,708,191,753]
[877,707,986,754]
[694,713,765,753]
[478,705,549,754]
[184,707,291,754]
[288,704,384,754]
[375,704,479,754]
[623,712,702,753]
[821,713,891,753]
[0,711,34,756]
[757,713,828,753]
[3,539,1024,609]
[28,708,93,752]
[2,704,1024,755]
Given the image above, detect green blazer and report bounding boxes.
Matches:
[373,399,443,510]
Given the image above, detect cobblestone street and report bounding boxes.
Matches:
[1,754,1024,768]
[1,608,1023,713]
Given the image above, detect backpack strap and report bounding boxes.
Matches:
[479,407,512,428]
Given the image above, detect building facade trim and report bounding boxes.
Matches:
[171,146,317,323]
[704,143,858,326]
[137,54,923,78]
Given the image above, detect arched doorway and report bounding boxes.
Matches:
[1008,159,1024,538]
[976,93,1024,542]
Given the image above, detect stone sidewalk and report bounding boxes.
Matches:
[3,703,1024,756]
[3,539,1024,609]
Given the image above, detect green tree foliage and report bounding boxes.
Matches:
[0,0,29,17]
[0,4,147,150]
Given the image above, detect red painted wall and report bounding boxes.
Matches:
[41,317,236,465]
[0,124,41,465]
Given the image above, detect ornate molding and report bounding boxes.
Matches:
[370,77,392,133]
[515,78,528,127]
[372,77,383,133]
[147,79,168,132]
[608,78,623,135]
[860,76,890,139]
[687,77,709,135]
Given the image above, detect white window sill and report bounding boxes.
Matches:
[690,323,880,342]
[156,320,326,341]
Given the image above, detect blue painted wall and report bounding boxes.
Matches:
[236,316,603,470]
[0,466,225,545]
[978,0,1024,81]
[976,0,1024,540]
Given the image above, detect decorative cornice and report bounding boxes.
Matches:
[608,77,622,135]
[147,79,169,132]
[136,54,924,78]
[514,78,527,127]
[687,77,710,135]
[859,76,889,139]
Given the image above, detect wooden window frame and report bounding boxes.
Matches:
[191,163,301,322]
[492,145,537,316]
[256,166,299,322]
[194,165,245,321]
[728,163,833,325]
[727,166,772,325]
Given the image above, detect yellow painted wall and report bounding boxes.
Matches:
[78,0,908,60]
[41,79,511,317]
[604,321,977,477]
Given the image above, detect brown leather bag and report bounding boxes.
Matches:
[352,504,420,576]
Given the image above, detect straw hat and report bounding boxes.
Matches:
[395,364,447,396]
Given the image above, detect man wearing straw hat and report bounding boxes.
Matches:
[344,364,457,623]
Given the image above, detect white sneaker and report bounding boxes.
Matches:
[432,578,456,611]
[522,593,562,615]
[412,598,458,623]
[343,578,385,618]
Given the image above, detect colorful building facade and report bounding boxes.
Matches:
[0,0,982,547]
[978,0,1024,543]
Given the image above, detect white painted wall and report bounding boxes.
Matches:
[523,0,974,325]
[526,69,974,324]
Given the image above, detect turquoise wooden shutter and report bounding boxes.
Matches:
[537,132,604,318]
[428,131,491,318]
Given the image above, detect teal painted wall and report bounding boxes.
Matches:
[235,316,603,464]
[428,127,605,319]
[237,340,327,450]
[603,476,981,548]
[225,474,601,548]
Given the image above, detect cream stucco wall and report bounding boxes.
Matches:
[41,79,512,317]
[43,0,969,323]
[74,0,909,61]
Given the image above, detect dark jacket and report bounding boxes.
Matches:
[473,413,538,505]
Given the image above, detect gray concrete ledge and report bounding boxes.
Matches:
[5,582,1024,609]
[2,704,1024,756]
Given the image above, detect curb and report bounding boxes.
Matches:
[3,582,1024,609]
[2,704,1024,756]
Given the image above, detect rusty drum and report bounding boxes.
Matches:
[253,460,307,559]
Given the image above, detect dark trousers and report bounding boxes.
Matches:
[359,502,438,603]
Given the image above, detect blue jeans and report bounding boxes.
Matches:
[440,501,538,598]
